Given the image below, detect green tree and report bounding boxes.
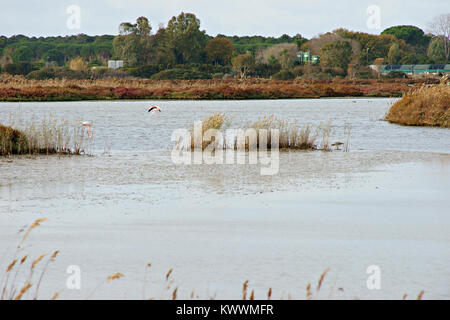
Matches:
[12,46,34,63]
[205,38,233,65]
[44,49,64,66]
[381,25,427,47]
[428,14,450,61]
[113,16,153,66]
[427,37,447,63]
[232,53,255,78]
[387,43,401,64]
[165,12,209,64]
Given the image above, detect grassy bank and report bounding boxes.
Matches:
[386,78,450,128]
[0,75,439,101]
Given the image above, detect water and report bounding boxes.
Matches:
[0,98,449,300]
[2,98,449,153]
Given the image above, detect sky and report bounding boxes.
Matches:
[0,0,448,38]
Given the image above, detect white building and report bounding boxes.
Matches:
[108,60,124,69]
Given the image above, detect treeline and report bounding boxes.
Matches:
[0,12,448,81]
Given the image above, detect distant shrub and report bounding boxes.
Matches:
[254,62,281,78]
[69,57,88,71]
[90,68,130,79]
[4,62,38,76]
[151,68,212,80]
[126,64,164,78]
[26,68,56,80]
[272,70,295,80]
[291,66,304,77]
[26,67,88,80]
[178,63,231,74]
[212,72,225,79]
[385,71,407,79]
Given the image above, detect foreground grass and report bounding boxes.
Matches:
[386,77,450,128]
[0,75,438,101]
[1,219,425,300]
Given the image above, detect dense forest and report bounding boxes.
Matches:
[0,12,448,81]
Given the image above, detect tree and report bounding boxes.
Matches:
[278,49,294,70]
[165,12,209,64]
[427,37,447,63]
[44,49,64,66]
[113,16,153,66]
[205,38,233,65]
[69,57,88,71]
[232,53,255,78]
[381,25,427,47]
[319,41,353,73]
[4,62,36,75]
[387,43,401,64]
[429,14,450,61]
[12,46,34,63]
[256,43,297,67]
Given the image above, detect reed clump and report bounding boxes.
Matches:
[1,115,94,156]
[386,76,450,128]
[0,124,29,156]
[190,113,335,151]
[190,113,231,150]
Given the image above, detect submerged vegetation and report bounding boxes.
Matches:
[386,77,450,127]
[0,115,94,156]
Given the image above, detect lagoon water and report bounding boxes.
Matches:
[0,98,449,300]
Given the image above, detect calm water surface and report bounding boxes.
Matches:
[0,98,449,300]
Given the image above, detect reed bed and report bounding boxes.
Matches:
[0,74,426,101]
[0,114,94,156]
[190,113,337,151]
[386,76,450,128]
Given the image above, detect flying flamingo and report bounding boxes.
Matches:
[148,105,162,113]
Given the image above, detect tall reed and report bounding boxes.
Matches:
[189,113,334,151]
[386,76,450,127]
[1,114,94,156]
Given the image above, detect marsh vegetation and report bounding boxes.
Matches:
[386,77,450,127]
[0,114,94,156]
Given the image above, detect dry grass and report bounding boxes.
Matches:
[1,114,94,156]
[0,74,429,101]
[0,218,59,300]
[1,219,428,300]
[1,232,427,300]
[189,113,336,151]
[386,76,450,128]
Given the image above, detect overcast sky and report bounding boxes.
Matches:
[0,0,448,38]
